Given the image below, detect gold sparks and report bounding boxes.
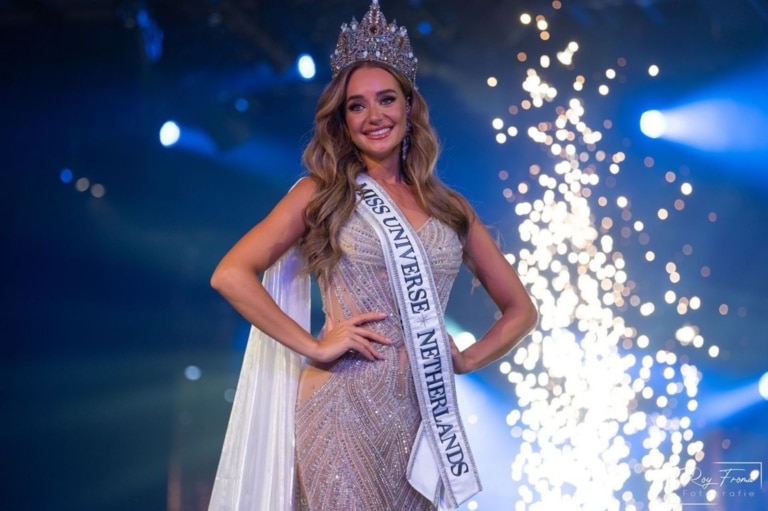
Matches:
[487,11,719,510]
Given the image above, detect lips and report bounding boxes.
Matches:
[365,126,392,139]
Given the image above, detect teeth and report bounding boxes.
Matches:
[368,127,390,136]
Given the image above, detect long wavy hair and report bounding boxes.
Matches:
[300,61,472,281]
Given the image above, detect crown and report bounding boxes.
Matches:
[330,0,418,84]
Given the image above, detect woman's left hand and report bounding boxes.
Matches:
[449,335,472,375]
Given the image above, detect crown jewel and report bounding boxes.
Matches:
[330,0,418,84]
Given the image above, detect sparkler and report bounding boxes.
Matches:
[483,9,720,510]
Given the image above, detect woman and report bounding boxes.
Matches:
[209,2,537,510]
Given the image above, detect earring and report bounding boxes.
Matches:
[401,100,412,162]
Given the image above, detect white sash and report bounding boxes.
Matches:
[355,174,481,509]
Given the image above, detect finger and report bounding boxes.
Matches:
[350,325,392,345]
[350,335,385,361]
[349,311,389,325]
[348,343,377,361]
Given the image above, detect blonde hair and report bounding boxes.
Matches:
[300,61,472,281]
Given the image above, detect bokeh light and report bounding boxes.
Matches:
[297,53,316,80]
[159,120,180,147]
[184,365,202,381]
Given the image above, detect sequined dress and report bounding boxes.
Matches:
[295,209,463,511]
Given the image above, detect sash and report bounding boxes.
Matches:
[355,174,481,509]
[208,246,308,511]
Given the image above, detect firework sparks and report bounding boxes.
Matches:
[481,8,722,511]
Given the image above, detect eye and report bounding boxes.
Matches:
[347,102,364,112]
[381,95,397,106]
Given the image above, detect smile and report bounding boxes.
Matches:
[365,127,392,138]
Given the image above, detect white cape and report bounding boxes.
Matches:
[208,246,308,511]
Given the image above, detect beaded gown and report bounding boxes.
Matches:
[295,209,463,511]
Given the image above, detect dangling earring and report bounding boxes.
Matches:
[401,99,412,163]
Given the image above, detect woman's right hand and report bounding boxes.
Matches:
[312,312,392,362]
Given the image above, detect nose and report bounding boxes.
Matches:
[368,104,383,124]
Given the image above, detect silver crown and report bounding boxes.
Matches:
[330,0,418,84]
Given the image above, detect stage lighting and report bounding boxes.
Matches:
[640,109,667,139]
[234,98,249,112]
[159,121,180,147]
[137,7,163,62]
[636,63,768,165]
[60,168,73,184]
[297,54,316,80]
[158,120,215,153]
[759,372,768,401]
[184,365,201,381]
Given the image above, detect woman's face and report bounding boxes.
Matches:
[344,66,408,167]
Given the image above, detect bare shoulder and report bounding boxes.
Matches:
[265,175,316,225]
[213,176,319,273]
[284,175,318,206]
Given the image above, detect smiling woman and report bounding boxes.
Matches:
[344,66,409,165]
[207,1,536,510]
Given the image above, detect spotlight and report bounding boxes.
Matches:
[635,63,768,163]
[759,372,768,401]
[159,121,180,147]
[699,373,768,424]
[640,109,667,139]
[297,54,316,81]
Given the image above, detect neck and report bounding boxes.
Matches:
[363,156,402,185]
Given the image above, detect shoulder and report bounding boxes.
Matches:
[288,175,318,197]
[258,176,319,233]
[280,176,319,212]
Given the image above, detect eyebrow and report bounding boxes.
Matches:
[346,88,399,103]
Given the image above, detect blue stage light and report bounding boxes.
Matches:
[636,62,768,169]
[297,54,316,80]
[640,109,667,139]
[698,374,768,424]
[159,121,180,147]
[234,98,249,112]
[60,168,73,184]
[759,372,768,401]
[136,7,163,62]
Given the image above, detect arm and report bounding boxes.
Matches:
[211,177,320,358]
[211,177,389,362]
[451,212,538,374]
